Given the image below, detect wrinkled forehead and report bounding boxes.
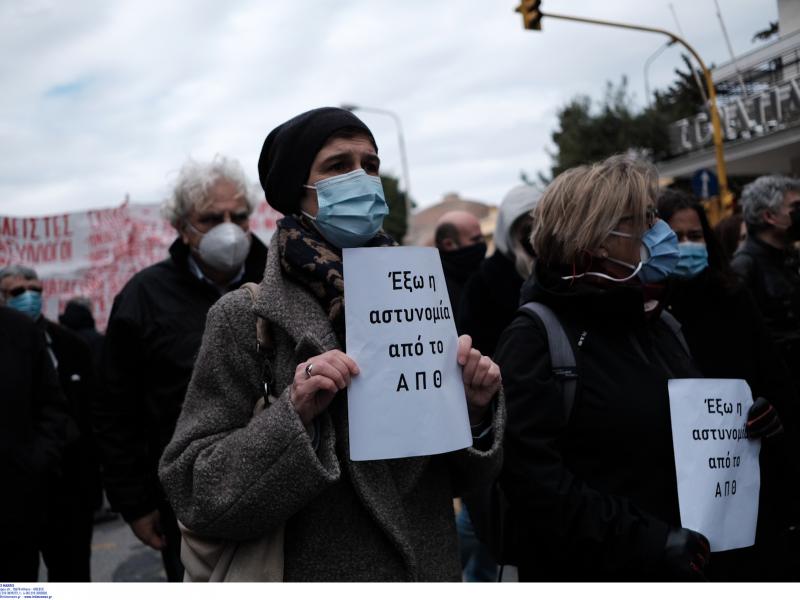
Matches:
[315,133,378,161]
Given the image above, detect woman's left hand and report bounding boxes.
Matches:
[457,334,502,425]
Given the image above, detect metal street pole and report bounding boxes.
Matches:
[340,104,412,215]
[528,10,732,210]
[644,41,674,109]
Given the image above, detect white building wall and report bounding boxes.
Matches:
[779,0,800,37]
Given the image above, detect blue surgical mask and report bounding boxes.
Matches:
[563,219,680,284]
[608,219,680,283]
[673,241,709,279]
[7,290,43,320]
[302,169,389,248]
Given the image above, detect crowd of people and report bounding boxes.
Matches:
[2,106,799,583]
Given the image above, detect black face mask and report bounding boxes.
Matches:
[440,241,487,277]
[788,207,800,241]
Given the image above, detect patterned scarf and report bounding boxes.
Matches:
[277,214,396,344]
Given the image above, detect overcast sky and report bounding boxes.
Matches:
[0,0,777,217]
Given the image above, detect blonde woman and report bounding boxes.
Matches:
[495,155,710,581]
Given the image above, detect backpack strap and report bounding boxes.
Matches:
[659,309,692,359]
[240,282,275,399]
[518,301,578,420]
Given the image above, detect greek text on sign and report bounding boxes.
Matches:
[343,247,472,461]
[668,379,761,552]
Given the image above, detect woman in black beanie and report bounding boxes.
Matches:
[159,107,505,581]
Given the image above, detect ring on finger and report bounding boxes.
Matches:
[305,363,314,379]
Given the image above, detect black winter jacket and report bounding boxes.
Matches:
[40,318,100,508]
[95,236,268,521]
[495,266,700,581]
[458,250,524,357]
[731,237,800,386]
[666,269,798,429]
[666,270,800,579]
[0,308,70,541]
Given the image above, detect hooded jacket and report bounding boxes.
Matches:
[495,264,700,581]
[158,233,505,581]
[458,185,540,356]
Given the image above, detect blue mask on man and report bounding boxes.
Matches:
[7,290,43,320]
[673,241,709,279]
[303,169,389,248]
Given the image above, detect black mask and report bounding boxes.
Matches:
[440,242,487,280]
[788,207,800,241]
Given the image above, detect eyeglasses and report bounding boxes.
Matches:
[4,285,43,297]
[619,207,659,229]
[194,211,250,232]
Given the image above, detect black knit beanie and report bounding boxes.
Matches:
[258,107,378,215]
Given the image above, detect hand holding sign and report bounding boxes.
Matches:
[662,527,710,581]
[457,334,501,424]
[746,397,784,439]
[291,350,360,426]
[343,246,484,460]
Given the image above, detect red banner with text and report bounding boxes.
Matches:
[0,201,280,330]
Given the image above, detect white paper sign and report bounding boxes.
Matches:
[343,247,472,461]
[668,379,761,552]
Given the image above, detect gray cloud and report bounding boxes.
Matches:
[0,0,777,216]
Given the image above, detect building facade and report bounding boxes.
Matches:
[657,0,800,189]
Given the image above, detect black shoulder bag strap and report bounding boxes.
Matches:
[518,301,579,418]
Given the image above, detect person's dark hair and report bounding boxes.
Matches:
[713,213,745,263]
[59,298,96,330]
[258,107,377,215]
[434,222,460,249]
[657,188,737,289]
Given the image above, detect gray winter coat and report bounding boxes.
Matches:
[158,234,505,581]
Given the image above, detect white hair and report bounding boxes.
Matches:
[161,155,258,228]
[740,175,800,232]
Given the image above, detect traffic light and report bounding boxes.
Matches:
[516,0,543,31]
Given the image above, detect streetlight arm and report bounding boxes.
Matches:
[540,11,731,208]
[644,42,672,107]
[342,104,401,128]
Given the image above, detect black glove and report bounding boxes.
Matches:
[662,527,710,581]
[747,396,784,439]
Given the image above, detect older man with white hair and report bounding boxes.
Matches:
[732,175,800,390]
[95,155,268,581]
